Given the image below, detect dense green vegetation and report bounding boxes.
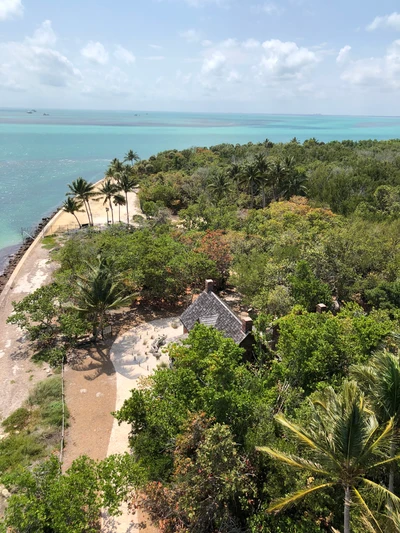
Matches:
[6,139,400,531]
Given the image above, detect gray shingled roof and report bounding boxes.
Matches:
[180,291,247,344]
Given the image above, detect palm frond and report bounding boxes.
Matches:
[255,447,329,474]
[353,487,384,533]
[362,479,400,511]
[275,414,319,451]
[267,483,335,513]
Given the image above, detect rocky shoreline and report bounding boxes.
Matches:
[0,210,59,294]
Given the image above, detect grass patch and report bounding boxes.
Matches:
[28,377,62,406]
[41,235,58,250]
[2,408,30,433]
[0,376,68,477]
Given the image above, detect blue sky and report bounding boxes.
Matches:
[1,0,400,114]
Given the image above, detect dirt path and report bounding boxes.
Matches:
[101,318,183,533]
[0,244,56,427]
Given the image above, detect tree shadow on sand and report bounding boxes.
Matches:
[68,341,116,382]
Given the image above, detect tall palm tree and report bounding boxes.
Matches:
[257,381,400,533]
[67,177,97,226]
[74,255,132,340]
[124,149,140,166]
[116,167,137,225]
[112,193,126,223]
[207,170,232,205]
[109,158,124,179]
[351,350,400,495]
[62,197,83,228]
[271,160,287,201]
[99,178,118,224]
[254,153,271,208]
[240,162,259,208]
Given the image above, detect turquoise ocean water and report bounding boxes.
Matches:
[1,108,400,266]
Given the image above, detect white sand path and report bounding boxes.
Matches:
[102,318,184,533]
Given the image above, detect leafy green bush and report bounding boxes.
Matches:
[28,376,62,406]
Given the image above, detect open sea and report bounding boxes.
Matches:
[1,108,400,270]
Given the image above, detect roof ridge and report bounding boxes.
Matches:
[209,291,242,325]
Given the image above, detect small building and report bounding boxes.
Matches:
[180,279,254,355]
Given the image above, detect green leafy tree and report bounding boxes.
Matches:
[142,415,256,533]
[0,454,144,533]
[288,260,331,311]
[112,192,126,223]
[257,381,400,533]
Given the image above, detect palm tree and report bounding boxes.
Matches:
[74,255,132,340]
[256,381,400,533]
[112,193,126,223]
[116,167,137,225]
[271,160,287,201]
[254,153,271,208]
[99,178,118,224]
[207,170,232,205]
[240,162,259,208]
[124,150,140,166]
[62,197,83,228]
[67,177,97,226]
[351,350,400,495]
[108,158,124,179]
[280,172,308,200]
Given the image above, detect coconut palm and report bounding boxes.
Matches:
[112,193,126,223]
[109,158,124,179]
[256,381,400,533]
[67,177,97,226]
[62,197,83,228]
[116,167,138,225]
[74,255,132,340]
[271,160,287,201]
[208,170,232,205]
[99,178,118,224]
[124,149,140,166]
[351,350,400,495]
[240,162,259,208]
[254,153,271,208]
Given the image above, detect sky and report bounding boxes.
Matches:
[1,0,400,115]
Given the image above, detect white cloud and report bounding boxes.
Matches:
[114,45,135,64]
[0,20,81,89]
[0,0,23,21]
[226,69,241,82]
[179,29,202,43]
[149,44,163,50]
[367,12,400,31]
[340,40,400,89]
[27,20,57,47]
[201,51,227,75]
[181,0,230,6]
[259,39,318,79]
[201,39,212,47]
[81,41,109,65]
[336,45,351,64]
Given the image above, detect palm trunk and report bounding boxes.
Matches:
[344,485,351,533]
[261,185,266,208]
[87,200,94,226]
[118,205,121,223]
[83,200,91,226]
[109,198,114,224]
[73,213,81,228]
[125,192,129,226]
[250,180,254,209]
